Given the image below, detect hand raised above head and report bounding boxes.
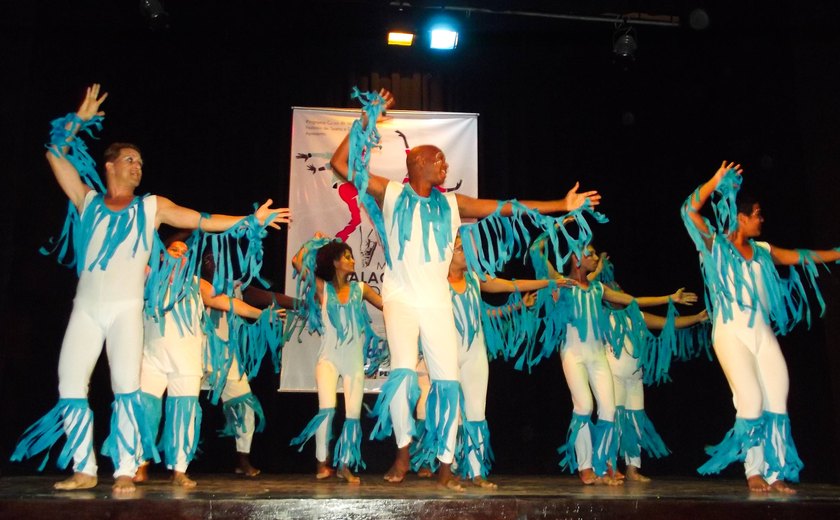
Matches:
[77,83,108,121]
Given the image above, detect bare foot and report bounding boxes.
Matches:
[316,460,335,480]
[337,465,361,484]
[437,463,464,492]
[593,475,624,486]
[472,476,498,489]
[112,476,136,495]
[626,465,651,482]
[579,468,597,485]
[607,462,625,481]
[770,480,797,495]
[132,462,149,483]
[416,465,434,478]
[384,446,410,483]
[747,475,771,492]
[54,472,97,491]
[171,471,197,488]
[235,452,261,477]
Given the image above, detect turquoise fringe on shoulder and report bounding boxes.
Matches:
[558,412,591,473]
[392,185,452,263]
[290,408,335,451]
[410,380,461,472]
[291,236,334,335]
[762,411,803,483]
[456,419,495,479]
[333,418,366,471]
[698,416,763,475]
[160,396,202,469]
[10,398,94,471]
[101,391,161,468]
[592,419,617,476]
[220,392,265,437]
[368,368,420,441]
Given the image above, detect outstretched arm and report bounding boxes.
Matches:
[603,285,698,308]
[478,277,552,294]
[683,160,742,250]
[642,309,709,330]
[456,181,600,219]
[242,286,299,310]
[156,197,289,231]
[46,84,107,211]
[769,245,840,266]
[329,89,395,206]
[199,279,262,319]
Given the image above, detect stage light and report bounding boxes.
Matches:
[429,27,458,50]
[612,23,637,59]
[388,31,415,46]
[139,0,170,31]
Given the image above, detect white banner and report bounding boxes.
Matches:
[280,107,478,392]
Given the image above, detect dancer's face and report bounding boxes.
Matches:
[451,236,466,270]
[334,248,355,278]
[738,203,764,237]
[577,246,600,274]
[107,148,143,188]
[421,149,448,186]
[167,241,188,259]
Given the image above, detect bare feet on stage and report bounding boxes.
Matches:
[112,476,136,495]
[607,462,625,481]
[132,462,149,483]
[580,468,623,486]
[471,476,498,489]
[416,465,434,478]
[437,463,464,492]
[235,452,261,477]
[316,460,335,480]
[54,472,97,491]
[337,465,361,484]
[171,471,197,488]
[770,480,797,495]
[626,465,651,482]
[747,475,771,492]
[383,446,410,483]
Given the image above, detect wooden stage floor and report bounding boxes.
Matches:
[1,473,839,519]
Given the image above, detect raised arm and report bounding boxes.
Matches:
[199,279,262,319]
[329,89,395,206]
[642,309,709,330]
[603,285,698,308]
[683,161,742,250]
[46,84,107,211]
[156,197,289,231]
[768,245,840,266]
[456,181,600,220]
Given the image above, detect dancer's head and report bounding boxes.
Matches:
[315,241,354,282]
[736,194,763,237]
[450,234,467,272]
[166,240,188,260]
[570,245,600,276]
[406,145,448,186]
[104,143,143,189]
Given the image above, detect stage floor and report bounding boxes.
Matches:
[2,473,839,519]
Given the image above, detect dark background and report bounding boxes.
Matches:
[2,0,840,482]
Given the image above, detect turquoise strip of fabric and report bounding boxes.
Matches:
[618,408,670,459]
[291,236,333,335]
[681,171,826,336]
[101,391,161,467]
[392,184,452,263]
[456,419,495,479]
[504,282,568,372]
[200,213,274,297]
[220,392,266,437]
[143,231,202,338]
[290,408,335,451]
[762,411,803,483]
[451,274,483,349]
[333,418,366,471]
[410,380,461,472]
[201,309,235,405]
[11,398,93,471]
[347,88,392,267]
[697,416,763,475]
[362,303,389,376]
[482,290,540,362]
[160,396,202,468]
[75,194,149,277]
[604,300,647,364]
[139,392,163,450]
[557,412,591,473]
[592,419,617,476]
[368,368,420,441]
[228,305,285,379]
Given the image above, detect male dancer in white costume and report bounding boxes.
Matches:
[330,88,600,490]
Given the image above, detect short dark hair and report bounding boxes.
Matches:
[736,193,758,216]
[315,241,352,281]
[104,142,141,164]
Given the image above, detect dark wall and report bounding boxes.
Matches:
[2,0,840,482]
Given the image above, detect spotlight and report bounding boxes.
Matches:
[388,31,415,46]
[612,23,637,60]
[140,0,170,31]
[429,27,458,50]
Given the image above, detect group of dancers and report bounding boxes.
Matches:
[11,85,840,495]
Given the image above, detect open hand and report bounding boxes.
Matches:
[77,83,108,121]
[563,182,601,211]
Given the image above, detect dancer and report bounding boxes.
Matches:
[552,245,697,485]
[289,235,384,483]
[330,88,600,490]
[682,161,840,493]
[11,84,287,494]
